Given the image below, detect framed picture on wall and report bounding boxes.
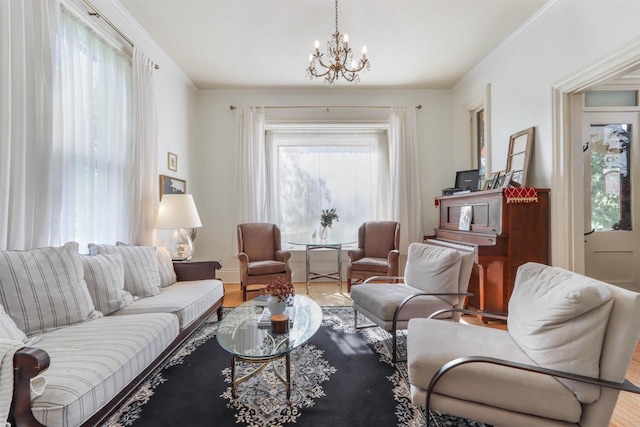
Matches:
[159,175,186,200]
[168,152,178,172]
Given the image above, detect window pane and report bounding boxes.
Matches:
[269,131,387,242]
[585,90,638,107]
[588,124,632,231]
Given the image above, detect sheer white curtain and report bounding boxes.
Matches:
[130,48,158,245]
[266,130,390,242]
[236,107,269,223]
[55,6,132,250]
[389,107,423,254]
[0,0,59,250]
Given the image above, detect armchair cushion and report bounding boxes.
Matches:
[408,318,582,423]
[247,260,288,276]
[351,257,390,273]
[508,263,614,403]
[404,244,462,305]
[352,284,452,330]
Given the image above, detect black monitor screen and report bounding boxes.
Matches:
[455,169,480,191]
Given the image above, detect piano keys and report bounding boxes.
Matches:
[428,188,550,315]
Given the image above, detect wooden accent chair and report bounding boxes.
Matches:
[237,223,292,301]
[346,221,400,291]
[407,262,640,427]
[351,243,474,363]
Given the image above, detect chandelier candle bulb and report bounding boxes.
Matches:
[362,45,367,59]
[343,33,348,47]
[314,40,320,53]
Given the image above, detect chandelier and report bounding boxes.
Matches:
[306,0,370,84]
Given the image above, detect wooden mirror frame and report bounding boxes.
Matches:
[505,127,535,187]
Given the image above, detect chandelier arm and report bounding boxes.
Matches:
[308,65,332,79]
[315,55,333,71]
[343,61,367,74]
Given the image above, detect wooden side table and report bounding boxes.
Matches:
[172,260,222,282]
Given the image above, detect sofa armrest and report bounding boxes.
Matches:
[10,347,50,427]
[173,260,221,281]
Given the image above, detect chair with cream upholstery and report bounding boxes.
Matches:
[237,223,292,301]
[351,243,474,363]
[347,221,400,292]
[407,262,640,427]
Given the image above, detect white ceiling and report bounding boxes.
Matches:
[118,0,548,90]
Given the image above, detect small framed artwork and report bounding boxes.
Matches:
[159,175,186,200]
[168,152,178,172]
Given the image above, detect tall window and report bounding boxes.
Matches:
[55,6,132,250]
[266,130,389,242]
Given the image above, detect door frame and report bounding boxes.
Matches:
[551,37,640,272]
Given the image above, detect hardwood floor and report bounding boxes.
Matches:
[222,281,640,426]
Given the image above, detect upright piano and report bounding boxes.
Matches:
[428,188,550,315]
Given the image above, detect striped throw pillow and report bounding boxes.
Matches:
[81,254,134,315]
[0,304,26,342]
[155,246,177,287]
[116,242,176,288]
[88,244,161,298]
[0,242,100,336]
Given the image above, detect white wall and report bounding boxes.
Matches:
[451,0,640,189]
[192,89,453,282]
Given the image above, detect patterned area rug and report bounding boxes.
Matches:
[104,306,486,427]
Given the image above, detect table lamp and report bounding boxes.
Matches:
[155,194,202,261]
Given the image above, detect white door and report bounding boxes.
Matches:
[583,112,640,292]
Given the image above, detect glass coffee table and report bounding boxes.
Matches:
[216,295,323,404]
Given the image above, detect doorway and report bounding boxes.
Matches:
[551,39,640,281]
[582,111,639,291]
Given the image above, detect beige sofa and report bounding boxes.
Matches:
[1,242,224,427]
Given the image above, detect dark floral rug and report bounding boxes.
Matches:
[104,306,486,427]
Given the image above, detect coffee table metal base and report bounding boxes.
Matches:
[230,353,292,405]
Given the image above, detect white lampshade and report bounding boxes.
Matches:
[155,194,202,229]
[155,194,202,261]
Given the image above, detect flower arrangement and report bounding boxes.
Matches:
[262,277,295,303]
[320,208,339,228]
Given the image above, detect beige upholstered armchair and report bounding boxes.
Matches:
[351,243,474,363]
[237,223,292,301]
[408,262,640,427]
[347,221,400,291]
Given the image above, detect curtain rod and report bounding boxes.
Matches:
[82,0,159,70]
[229,105,422,111]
